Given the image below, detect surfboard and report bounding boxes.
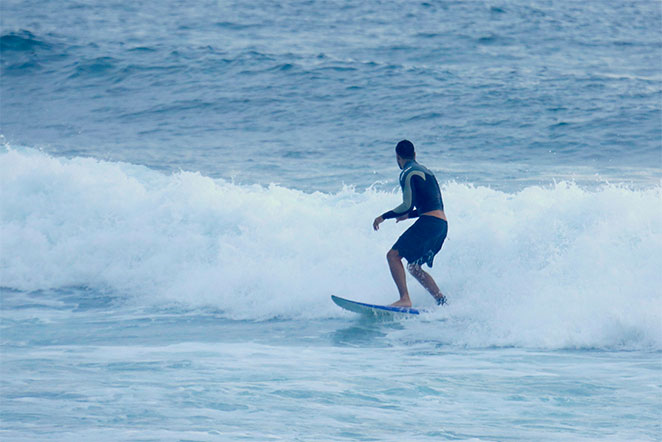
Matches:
[331,295,420,316]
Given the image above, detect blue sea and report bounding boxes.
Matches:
[1,0,661,440]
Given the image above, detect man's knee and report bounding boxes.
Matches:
[387,248,400,262]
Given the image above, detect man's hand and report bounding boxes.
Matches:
[373,216,384,231]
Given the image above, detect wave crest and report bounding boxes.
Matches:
[2,147,661,349]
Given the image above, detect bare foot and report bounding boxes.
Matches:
[390,299,412,308]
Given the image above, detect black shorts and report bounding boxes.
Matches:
[392,216,448,268]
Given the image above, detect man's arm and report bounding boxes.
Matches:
[373,207,416,231]
[375,170,424,230]
[374,171,423,230]
[380,170,425,219]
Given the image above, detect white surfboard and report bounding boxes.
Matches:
[331,295,421,316]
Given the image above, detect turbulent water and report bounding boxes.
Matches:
[1,0,661,440]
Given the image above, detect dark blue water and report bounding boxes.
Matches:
[2,0,660,190]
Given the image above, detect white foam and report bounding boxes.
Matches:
[2,147,661,348]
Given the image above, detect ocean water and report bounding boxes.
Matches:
[1,0,661,440]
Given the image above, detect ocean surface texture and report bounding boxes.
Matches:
[1,0,661,440]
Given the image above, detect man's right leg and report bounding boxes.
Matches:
[408,263,446,305]
[387,248,412,307]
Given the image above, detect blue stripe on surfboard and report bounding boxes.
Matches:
[331,295,420,315]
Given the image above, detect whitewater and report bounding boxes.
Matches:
[2,146,661,350]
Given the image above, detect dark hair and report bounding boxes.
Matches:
[395,139,415,159]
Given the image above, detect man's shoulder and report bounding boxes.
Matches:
[398,165,410,180]
[401,162,430,178]
[399,164,416,182]
[413,162,435,178]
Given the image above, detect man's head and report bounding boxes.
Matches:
[395,139,415,168]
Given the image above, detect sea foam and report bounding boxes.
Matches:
[2,147,661,349]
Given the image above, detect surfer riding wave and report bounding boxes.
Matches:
[373,140,448,308]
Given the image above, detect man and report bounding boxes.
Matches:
[373,140,448,307]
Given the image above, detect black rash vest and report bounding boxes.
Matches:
[381,160,444,220]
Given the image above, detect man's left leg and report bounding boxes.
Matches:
[387,248,412,307]
[407,263,446,305]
